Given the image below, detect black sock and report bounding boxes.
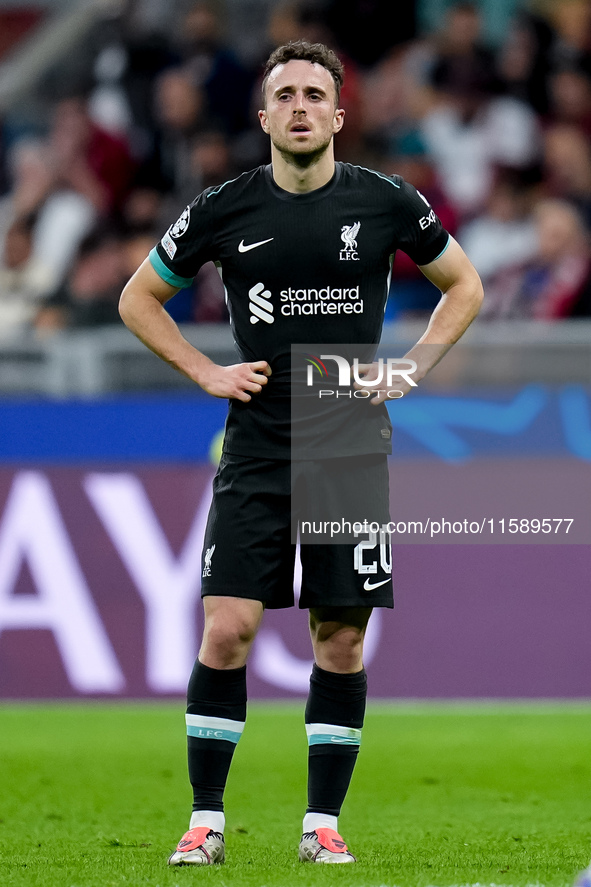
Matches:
[186,660,247,812]
[305,664,367,817]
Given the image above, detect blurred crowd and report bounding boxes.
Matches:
[1,0,591,338]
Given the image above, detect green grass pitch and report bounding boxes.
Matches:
[0,702,590,887]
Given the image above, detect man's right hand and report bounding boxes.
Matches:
[196,360,272,402]
[120,258,272,401]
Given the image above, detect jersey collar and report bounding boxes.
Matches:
[264,163,342,203]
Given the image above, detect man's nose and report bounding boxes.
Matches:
[293,92,306,113]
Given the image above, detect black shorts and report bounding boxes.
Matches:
[200,452,393,609]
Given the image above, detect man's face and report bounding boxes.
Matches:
[259,60,344,159]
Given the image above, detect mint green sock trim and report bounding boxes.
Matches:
[308,733,361,746]
[187,725,242,743]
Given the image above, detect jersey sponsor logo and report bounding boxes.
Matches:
[249,282,366,319]
[249,282,274,324]
[161,232,177,259]
[170,206,190,239]
[340,221,361,261]
[363,577,390,591]
[419,209,437,230]
[280,286,363,316]
[238,237,274,253]
[202,544,215,578]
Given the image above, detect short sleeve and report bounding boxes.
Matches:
[394,178,450,266]
[150,191,216,287]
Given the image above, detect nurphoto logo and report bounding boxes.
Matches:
[305,353,418,399]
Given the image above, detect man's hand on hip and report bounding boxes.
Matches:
[197,360,272,402]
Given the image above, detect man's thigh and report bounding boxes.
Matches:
[201,453,296,609]
[299,543,393,609]
[297,454,393,610]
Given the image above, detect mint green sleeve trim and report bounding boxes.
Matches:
[149,247,194,288]
[432,234,451,262]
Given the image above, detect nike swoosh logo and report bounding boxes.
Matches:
[238,238,274,253]
[363,577,390,591]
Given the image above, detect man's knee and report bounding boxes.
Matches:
[310,606,372,640]
[200,597,263,668]
[310,607,372,673]
[206,613,258,650]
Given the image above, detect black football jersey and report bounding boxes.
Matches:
[150,162,450,459]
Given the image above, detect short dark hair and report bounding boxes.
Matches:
[262,40,344,106]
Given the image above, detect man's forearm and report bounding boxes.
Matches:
[119,287,215,385]
[119,265,271,403]
[408,278,483,382]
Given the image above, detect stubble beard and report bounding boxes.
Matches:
[272,131,333,169]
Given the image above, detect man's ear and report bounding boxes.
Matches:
[333,107,345,134]
[258,109,269,134]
